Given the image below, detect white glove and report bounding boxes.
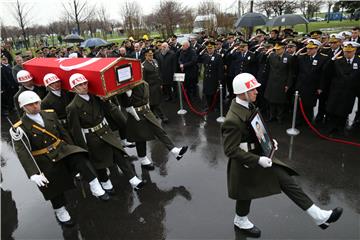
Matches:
[126,90,132,97]
[273,139,278,151]
[30,173,49,187]
[125,106,140,121]
[258,156,272,168]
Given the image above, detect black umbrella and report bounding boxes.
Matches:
[234,12,268,27]
[266,14,309,27]
[63,34,84,43]
[80,38,109,48]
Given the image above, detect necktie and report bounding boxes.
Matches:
[136,52,139,59]
[347,59,350,65]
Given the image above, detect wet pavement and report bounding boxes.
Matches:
[1,98,359,240]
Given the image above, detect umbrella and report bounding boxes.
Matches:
[80,38,109,48]
[63,34,84,43]
[266,14,309,27]
[234,12,268,27]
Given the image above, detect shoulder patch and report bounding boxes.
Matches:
[44,109,55,113]
[13,120,22,128]
[320,53,328,57]
[336,56,343,59]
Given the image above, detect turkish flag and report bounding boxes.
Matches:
[23,57,143,97]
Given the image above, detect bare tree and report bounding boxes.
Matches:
[97,5,110,39]
[197,1,219,15]
[298,0,324,19]
[120,1,143,39]
[63,0,95,35]
[179,8,195,34]
[256,0,297,17]
[155,0,184,38]
[11,0,32,49]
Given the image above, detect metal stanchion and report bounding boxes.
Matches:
[177,81,187,115]
[286,91,300,136]
[216,83,225,123]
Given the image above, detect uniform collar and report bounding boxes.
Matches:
[25,113,44,127]
[51,90,61,97]
[235,97,249,109]
[79,94,90,101]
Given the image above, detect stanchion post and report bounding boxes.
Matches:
[216,83,225,123]
[286,91,300,136]
[174,73,187,115]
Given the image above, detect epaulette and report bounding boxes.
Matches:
[336,56,343,59]
[320,53,328,57]
[300,52,307,55]
[13,120,22,128]
[44,109,55,113]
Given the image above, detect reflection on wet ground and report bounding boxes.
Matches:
[1,100,359,239]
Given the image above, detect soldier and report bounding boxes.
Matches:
[118,81,188,170]
[294,39,329,123]
[142,49,168,123]
[10,91,108,226]
[14,70,47,118]
[198,40,224,111]
[41,73,73,128]
[264,42,294,123]
[285,39,298,56]
[221,73,342,238]
[325,41,360,135]
[66,73,145,193]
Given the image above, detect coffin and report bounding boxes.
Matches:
[23,57,143,98]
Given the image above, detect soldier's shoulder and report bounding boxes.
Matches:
[43,109,55,113]
[13,120,22,128]
[320,53,328,57]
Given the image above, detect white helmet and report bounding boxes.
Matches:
[233,73,261,94]
[16,70,33,83]
[18,91,41,108]
[69,73,88,89]
[43,73,61,87]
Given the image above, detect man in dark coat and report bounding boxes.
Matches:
[178,40,198,98]
[324,41,360,135]
[119,81,188,170]
[294,39,329,123]
[142,49,168,123]
[1,55,18,116]
[264,42,294,123]
[13,70,47,119]
[221,73,342,238]
[66,73,145,193]
[11,91,108,226]
[198,41,224,110]
[155,42,177,101]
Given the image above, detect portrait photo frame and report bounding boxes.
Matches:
[249,110,275,158]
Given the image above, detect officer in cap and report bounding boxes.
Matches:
[294,39,329,124]
[222,72,342,238]
[325,41,360,134]
[66,73,145,193]
[285,39,298,56]
[10,91,109,226]
[14,70,47,118]
[198,40,224,110]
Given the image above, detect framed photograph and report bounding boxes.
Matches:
[249,111,274,158]
[115,64,133,84]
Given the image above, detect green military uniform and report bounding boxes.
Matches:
[41,90,73,127]
[222,100,297,200]
[66,94,128,170]
[14,86,47,118]
[119,81,171,144]
[14,109,87,200]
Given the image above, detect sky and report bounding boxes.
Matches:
[0,0,240,27]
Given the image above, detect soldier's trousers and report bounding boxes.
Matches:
[50,153,97,209]
[96,148,136,182]
[236,165,313,216]
[135,122,175,157]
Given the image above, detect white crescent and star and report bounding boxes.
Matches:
[55,58,101,71]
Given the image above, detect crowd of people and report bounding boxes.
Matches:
[1,26,359,232]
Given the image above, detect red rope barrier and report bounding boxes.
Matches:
[181,83,219,116]
[298,98,360,147]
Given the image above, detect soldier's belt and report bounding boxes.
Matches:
[134,104,150,112]
[31,139,62,156]
[82,118,108,134]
